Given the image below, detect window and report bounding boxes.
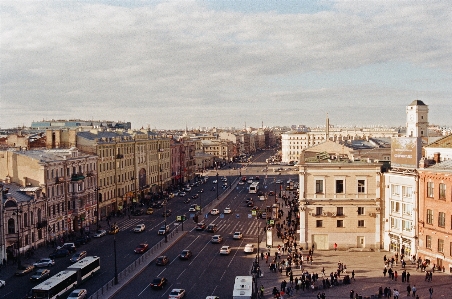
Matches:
[357,207,365,215]
[392,184,400,196]
[438,212,446,228]
[402,203,413,216]
[337,220,344,227]
[358,220,365,227]
[336,180,344,193]
[315,180,324,194]
[7,219,15,234]
[391,217,400,229]
[316,220,323,228]
[439,183,446,200]
[336,207,344,216]
[402,220,412,232]
[438,239,444,253]
[316,207,323,216]
[427,209,433,225]
[391,201,400,213]
[402,186,412,198]
[358,180,365,193]
[427,182,434,198]
[426,235,432,249]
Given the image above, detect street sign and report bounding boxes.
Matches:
[236,214,240,218]
[248,214,252,218]
[220,214,224,218]
[251,210,256,216]
[177,216,181,221]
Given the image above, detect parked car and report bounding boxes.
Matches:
[168,288,186,299]
[211,235,223,244]
[150,277,168,289]
[133,224,146,233]
[30,269,50,281]
[134,243,149,254]
[146,208,154,215]
[67,289,87,299]
[15,264,34,276]
[49,248,69,259]
[155,255,169,266]
[33,258,54,268]
[233,232,243,240]
[62,243,76,253]
[179,249,192,260]
[244,244,255,253]
[70,251,87,263]
[220,246,231,255]
[93,230,107,238]
[206,224,218,233]
[133,209,144,216]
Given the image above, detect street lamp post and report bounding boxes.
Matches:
[113,234,118,284]
[95,187,100,229]
[216,172,219,200]
[164,200,168,243]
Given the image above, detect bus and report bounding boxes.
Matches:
[31,256,100,299]
[249,182,259,194]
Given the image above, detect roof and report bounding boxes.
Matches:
[409,100,427,106]
[2,183,37,204]
[427,160,452,172]
[426,134,452,148]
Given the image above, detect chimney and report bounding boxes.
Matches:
[433,152,441,164]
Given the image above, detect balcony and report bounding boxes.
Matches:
[86,171,94,177]
[55,177,65,184]
[71,173,85,181]
[116,154,124,159]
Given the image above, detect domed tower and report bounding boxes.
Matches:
[406,100,428,138]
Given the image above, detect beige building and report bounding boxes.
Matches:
[298,149,383,250]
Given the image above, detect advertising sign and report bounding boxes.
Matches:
[391,137,421,168]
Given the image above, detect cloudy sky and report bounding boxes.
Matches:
[1,0,451,130]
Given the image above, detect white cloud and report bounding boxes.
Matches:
[1,0,451,129]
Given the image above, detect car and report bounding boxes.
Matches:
[211,235,223,243]
[173,191,179,196]
[109,225,119,234]
[70,251,87,263]
[146,208,154,215]
[255,176,260,180]
[0,280,5,288]
[184,186,192,192]
[179,249,192,260]
[179,192,187,197]
[223,207,232,214]
[151,201,164,208]
[183,198,191,204]
[15,264,34,276]
[93,229,107,238]
[268,191,275,196]
[199,188,204,193]
[212,180,217,184]
[206,224,218,233]
[210,208,219,215]
[75,235,91,246]
[150,277,168,289]
[249,176,254,180]
[222,183,228,189]
[244,244,255,253]
[67,289,87,299]
[221,177,227,182]
[191,194,199,199]
[155,255,169,266]
[220,245,231,255]
[158,225,170,235]
[62,243,76,253]
[49,248,70,259]
[30,268,51,281]
[247,201,254,207]
[133,224,146,233]
[188,204,199,212]
[245,197,253,203]
[133,209,144,216]
[238,181,245,185]
[251,206,259,212]
[195,222,206,230]
[261,212,267,219]
[206,297,220,299]
[134,243,149,254]
[233,232,243,240]
[168,288,186,299]
[33,258,55,268]
[275,180,282,184]
[162,209,172,217]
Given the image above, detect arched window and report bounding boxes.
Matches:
[23,212,28,227]
[8,218,15,234]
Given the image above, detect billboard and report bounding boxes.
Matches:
[391,137,422,168]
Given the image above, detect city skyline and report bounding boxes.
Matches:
[1,1,451,130]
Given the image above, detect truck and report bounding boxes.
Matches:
[232,276,253,299]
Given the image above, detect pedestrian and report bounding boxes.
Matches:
[351,270,355,281]
[429,287,433,299]
[261,252,264,260]
[406,284,411,296]
[350,290,354,299]
[260,285,264,298]
[334,243,338,251]
[407,272,410,283]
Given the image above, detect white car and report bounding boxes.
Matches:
[238,181,245,185]
[0,280,5,288]
[233,232,243,240]
[67,289,87,299]
[210,209,220,215]
[224,207,232,214]
[133,224,145,233]
[33,258,55,268]
[244,244,255,253]
[220,245,231,255]
[93,229,107,238]
[212,180,218,184]
[168,288,186,299]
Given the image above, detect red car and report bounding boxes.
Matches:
[134,243,149,254]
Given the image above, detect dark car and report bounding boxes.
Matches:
[195,222,206,231]
[191,194,199,199]
[15,264,35,276]
[151,202,163,209]
[155,255,169,266]
[133,209,144,216]
[70,251,87,263]
[179,249,192,260]
[134,243,149,254]
[150,277,168,289]
[62,243,76,253]
[247,201,254,207]
[206,224,218,233]
[75,235,91,246]
[49,248,70,259]
[30,269,50,281]
[162,209,172,217]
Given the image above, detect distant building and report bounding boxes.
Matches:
[31,119,131,130]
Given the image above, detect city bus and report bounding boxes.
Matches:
[249,182,259,194]
[31,256,100,299]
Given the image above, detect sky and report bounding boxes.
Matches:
[1,0,451,130]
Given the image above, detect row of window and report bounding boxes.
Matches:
[315,179,366,194]
[390,218,413,232]
[316,220,365,228]
[426,182,448,200]
[314,207,367,215]
[391,185,413,198]
[424,236,451,255]
[426,209,448,228]
[390,201,414,215]
[48,163,96,179]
